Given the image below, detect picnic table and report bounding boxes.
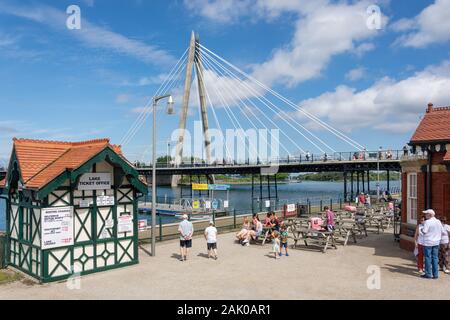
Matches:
[288,225,337,253]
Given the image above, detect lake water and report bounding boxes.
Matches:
[0,180,399,231]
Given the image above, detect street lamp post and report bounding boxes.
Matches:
[376,146,382,202]
[151,94,174,257]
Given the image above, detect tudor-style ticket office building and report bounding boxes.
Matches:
[400,103,450,251]
[0,138,147,282]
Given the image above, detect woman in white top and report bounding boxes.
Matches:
[439,217,450,274]
[414,215,426,275]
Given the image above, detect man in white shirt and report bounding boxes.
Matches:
[178,214,194,262]
[421,209,444,279]
[204,221,218,260]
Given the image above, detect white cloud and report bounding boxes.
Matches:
[185,0,387,87]
[392,0,450,48]
[0,2,175,65]
[116,94,132,104]
[183,0,254,23]
[298,61,450,133]
[345,67,365,81]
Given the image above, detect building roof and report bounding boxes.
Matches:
[410,104,450,144]
[11,138,123,189]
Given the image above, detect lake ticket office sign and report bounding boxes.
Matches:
[78,173,112,190]
[41,206,74,250]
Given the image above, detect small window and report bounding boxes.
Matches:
[407,173,417,224]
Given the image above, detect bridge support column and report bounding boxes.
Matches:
[367,171,370,194]
[387,170,390,192]
[362,171,365,193]
[356,171,360,195]
[350,171,354,202]
[343,171,348,202]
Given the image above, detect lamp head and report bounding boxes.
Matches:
[166,95,175,115]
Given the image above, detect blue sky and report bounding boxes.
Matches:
[0,0,449,164]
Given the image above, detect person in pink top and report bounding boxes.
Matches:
[324,206,335,232]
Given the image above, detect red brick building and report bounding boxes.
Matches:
[400,103,450,251]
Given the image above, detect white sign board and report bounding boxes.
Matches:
[78,173,112,190]
[138,219,148,231]
[79,199,93,208]
[97,195,115,207]
[41,206,74,250]
[205,201,211,209]
[287,204,296,212]
[265,200,271,208]
[223,200,229,208]
[118,215,133,233]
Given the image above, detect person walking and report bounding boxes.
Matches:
[421,209,444,279]
[324,206,335,232]
[178,214,194,261]
[204,221,218,260]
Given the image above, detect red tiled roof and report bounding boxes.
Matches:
[12,138,123,189]
[410,105,450,143]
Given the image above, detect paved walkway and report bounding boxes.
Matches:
[1,230,449,299]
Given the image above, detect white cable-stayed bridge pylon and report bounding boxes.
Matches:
[120,33,366,169]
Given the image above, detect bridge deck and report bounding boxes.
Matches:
[137,159,401,176]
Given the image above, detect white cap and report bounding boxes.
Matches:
[182,214,188,220]
[209,220,214,225]
[422,209,436,216]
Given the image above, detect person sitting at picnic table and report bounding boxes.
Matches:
[324,206,335,232]
[365,193,371,207]
[245,214,263,244]
[236,217,251,244]
[270,213,281,231]
[264,212,272,226]
[357,192,366,207]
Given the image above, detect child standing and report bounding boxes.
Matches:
[280,225,289,257]
[414,215,425,275]
[272,230,281,259]
[204,221,218,260]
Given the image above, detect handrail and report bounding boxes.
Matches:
[134,149,408,169]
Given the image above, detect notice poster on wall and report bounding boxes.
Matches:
[118,215,133,233]
[78,173,112,191]
[41,206,74,250]
[287,204,296,212]
[97,195,115,207]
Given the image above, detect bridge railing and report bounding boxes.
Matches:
[134,149,406,168]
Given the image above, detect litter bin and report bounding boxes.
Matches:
[0,232,6,269]
[297,204,308,217]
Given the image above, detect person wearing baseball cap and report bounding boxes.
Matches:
[421,209,444,279]
[178,214,194,261]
